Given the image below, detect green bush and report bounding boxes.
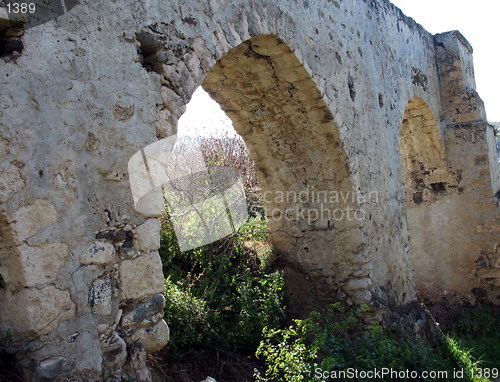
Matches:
[255,303,491,382]
[256,320,319,382]
[160,216,285,358]
[450,306,499,337]
[163,278,210,356]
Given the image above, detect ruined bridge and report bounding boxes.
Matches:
[0,0,499,379]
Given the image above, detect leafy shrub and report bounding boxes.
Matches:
[163,278,210,356]
[160,216,285,358]
[255,303,484,382]
[256,320,319,382]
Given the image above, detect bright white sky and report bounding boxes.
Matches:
[179,0,499,137]
[178,88,234,137]
[390,0,499,121]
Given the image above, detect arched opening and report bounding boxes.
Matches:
[175,86,263,219]
[129,34,367,317]
[399,97,449,298]
[201,34,366,314]
[400,97,448,206]
[126,33,370,379]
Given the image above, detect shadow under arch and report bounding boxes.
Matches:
[201,34,367,315]
[399,96,449,299]
[400,97,448,205]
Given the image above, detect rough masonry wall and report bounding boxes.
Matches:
[404,32,500,302]
[0,0,498,380]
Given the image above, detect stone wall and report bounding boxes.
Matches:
[403,32,500,302]
[0,0,498,380]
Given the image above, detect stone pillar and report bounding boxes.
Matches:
[432,31,500,303]
[434,30,486,124]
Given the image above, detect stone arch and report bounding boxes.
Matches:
[128,32,370,315]
[2,0,499,378]
[198,34,367,314]
[124,32,369,376]
[129,34,369,316]
[399,97,450,298]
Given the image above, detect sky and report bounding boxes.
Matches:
[178,88,234,137]
[179,0,500,136]
[390,0,499,121]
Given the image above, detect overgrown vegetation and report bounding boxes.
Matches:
[160,215,284,359]
[158,233,500,382]
[156,133,499,381]
[254,303,499,382]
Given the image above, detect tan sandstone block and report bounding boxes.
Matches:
[250,35,291,57]
[274,65,310,83]
[0,164,25,203]
[11,199,57,242]
[135,219,161,252]
[127,319,170,353]
[80,241,115,266]
[119,252,164,300]
[18,243,69,286]
[1,286,76,336]
[271,52,302,70]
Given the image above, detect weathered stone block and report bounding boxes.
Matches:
[345,277,373,291]
[353,290,372,305]
[18,243,69,286]
[135,219,161,252]
[102,333,127,370]
[35,357,71,380]
[1,286,76,336]
[121,294,165,327]
[11,199,57,242]
[80,241,115,266]
[0,164,25,203]
[89,277,114,316]
[128,319,169,353]
[119,252,164,300]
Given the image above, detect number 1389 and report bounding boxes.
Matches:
[6,2,36,14]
